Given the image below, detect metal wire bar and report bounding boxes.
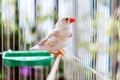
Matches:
[1,0,4,79]
[1,0,114,80]
[74,56,111,80]
[18,0,21,79]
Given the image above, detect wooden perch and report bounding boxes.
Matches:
[46,54,62,80]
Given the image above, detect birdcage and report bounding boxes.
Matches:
[1,0,120,80]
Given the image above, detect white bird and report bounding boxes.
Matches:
[30,17,76,56]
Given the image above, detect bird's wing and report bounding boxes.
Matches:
[38,30,59,47]
[68,32,72,37]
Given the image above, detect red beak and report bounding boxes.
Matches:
[70,18,76,23]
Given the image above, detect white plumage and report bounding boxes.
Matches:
[30,17,75,55]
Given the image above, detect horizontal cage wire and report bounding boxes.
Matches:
[1,0,120,80]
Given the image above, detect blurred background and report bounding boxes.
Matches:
[1,0,120,80]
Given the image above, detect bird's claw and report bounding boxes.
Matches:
[49,49,65,57]
[57,49,65,56]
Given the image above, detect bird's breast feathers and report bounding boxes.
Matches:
[38,30,72,50]
[30,17,75,51]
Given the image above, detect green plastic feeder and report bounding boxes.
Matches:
[2,51,54,67]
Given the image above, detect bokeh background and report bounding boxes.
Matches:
[1,0,120,80]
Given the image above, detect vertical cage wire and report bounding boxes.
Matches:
[12,0,15,79]
[1,0,3,80]
[1,0,118,80]
[1,0,55,80]
[62,0,112,80]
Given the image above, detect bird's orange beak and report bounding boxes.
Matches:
[70,18,76,23]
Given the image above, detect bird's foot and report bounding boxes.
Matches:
[57,49,65,56]
[48,49,65,57]
[48,51,59,56]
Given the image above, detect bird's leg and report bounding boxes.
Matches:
[48,49,65,56]
[57,49,65,56]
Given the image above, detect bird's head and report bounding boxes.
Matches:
[56,17,76,28]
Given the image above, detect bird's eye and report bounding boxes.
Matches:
[65,18,68,21]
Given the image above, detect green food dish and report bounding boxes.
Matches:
[2,51,54,67]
